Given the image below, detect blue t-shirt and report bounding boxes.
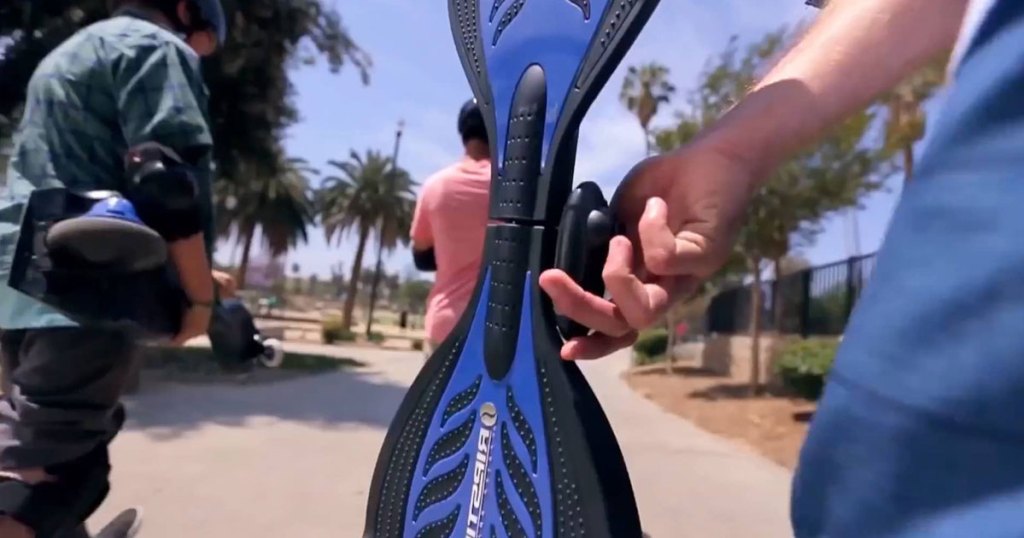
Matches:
[792,1,1024,537]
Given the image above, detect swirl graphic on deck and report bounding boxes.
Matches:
[490,0,592,45]
[405,271,553,537]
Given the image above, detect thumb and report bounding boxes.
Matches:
[637,197,713,277]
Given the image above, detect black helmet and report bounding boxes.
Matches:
[121,0,227,45]
[457,99,488,144]
[185,0,227,45]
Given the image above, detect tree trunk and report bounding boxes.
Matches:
[365,236,386,339]
[773,257,784,333]
[749,257,764,395]
[643,127,652,156]
[902,145,915,184]
[237,221,257,289]
[341,226,371,330]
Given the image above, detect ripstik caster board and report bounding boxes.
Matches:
[363,1,661,537]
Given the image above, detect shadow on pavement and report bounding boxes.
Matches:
[120,365,409,441]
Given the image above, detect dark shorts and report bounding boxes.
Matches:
[0,327,137,471]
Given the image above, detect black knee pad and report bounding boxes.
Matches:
[124,142,203,242]
[0,446,111,537]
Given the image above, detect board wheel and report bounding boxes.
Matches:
[259,338,285,368]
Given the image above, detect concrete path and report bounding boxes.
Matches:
[88,344,792,537]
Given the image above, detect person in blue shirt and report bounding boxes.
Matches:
[541,0,1024,536]
[0,1,227,536]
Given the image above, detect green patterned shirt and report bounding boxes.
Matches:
[0,13,215,329]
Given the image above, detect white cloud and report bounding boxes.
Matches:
[573,110,647,192]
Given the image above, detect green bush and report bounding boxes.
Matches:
[774,338,840,401]
[632,329,669,362]
[368,331,386,344]
[321,316,355,344]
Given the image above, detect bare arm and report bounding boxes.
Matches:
[169,233,215,305]
[707,0,970,176]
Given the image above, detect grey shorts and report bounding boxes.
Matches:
[0,327,137,470]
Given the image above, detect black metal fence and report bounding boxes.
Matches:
[706,254,877,336]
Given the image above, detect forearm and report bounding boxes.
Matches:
[169,233,216,304]
[708,0,968,176]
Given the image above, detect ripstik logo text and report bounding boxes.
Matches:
[465,402,498,537]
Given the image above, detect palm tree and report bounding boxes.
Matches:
[216,155,318,288]
[365,190,416,336]
[620,62,676,155]
[881,54,949,184]
[318,149,416,330]
[383,273,402,304]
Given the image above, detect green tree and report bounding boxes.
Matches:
[620,62,676,155]
[364,166,417,337]
[216,156,318,287]
[741,63,885,393]
[398,279,433,314]
[0,2,370,149]
[318,149,413,330]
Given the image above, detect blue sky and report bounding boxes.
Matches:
[227,0,910,279]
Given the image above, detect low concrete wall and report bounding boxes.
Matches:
[701,333,789,386]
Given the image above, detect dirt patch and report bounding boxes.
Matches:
[625,363,815,469]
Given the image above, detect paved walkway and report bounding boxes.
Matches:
[88,344,793,537]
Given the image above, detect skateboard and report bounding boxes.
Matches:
[8,190,284,369]
[208,298,285,369]
[363,1,662,537]
[9,189,188,338]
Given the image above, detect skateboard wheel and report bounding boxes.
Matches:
[259,338,285,368]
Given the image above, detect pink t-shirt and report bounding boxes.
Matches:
[411,156,492,344]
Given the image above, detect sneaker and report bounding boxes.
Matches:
[94,508,143,538]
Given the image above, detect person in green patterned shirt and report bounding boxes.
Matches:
[0,1,227,536]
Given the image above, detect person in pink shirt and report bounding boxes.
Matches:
[410,99,492,355]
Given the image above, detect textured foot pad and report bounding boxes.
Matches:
[364,229,642,538]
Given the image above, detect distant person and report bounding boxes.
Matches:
[410,99,492,356]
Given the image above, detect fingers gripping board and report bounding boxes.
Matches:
[364,2,660,537]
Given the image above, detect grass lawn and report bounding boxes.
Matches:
[137,345,362,387]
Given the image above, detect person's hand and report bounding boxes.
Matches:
[171,304,213,346]
[540,135,758,360]
[212,269,237,299]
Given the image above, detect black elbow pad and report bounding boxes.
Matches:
[124,142,202,242]
[413,248,437,272]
